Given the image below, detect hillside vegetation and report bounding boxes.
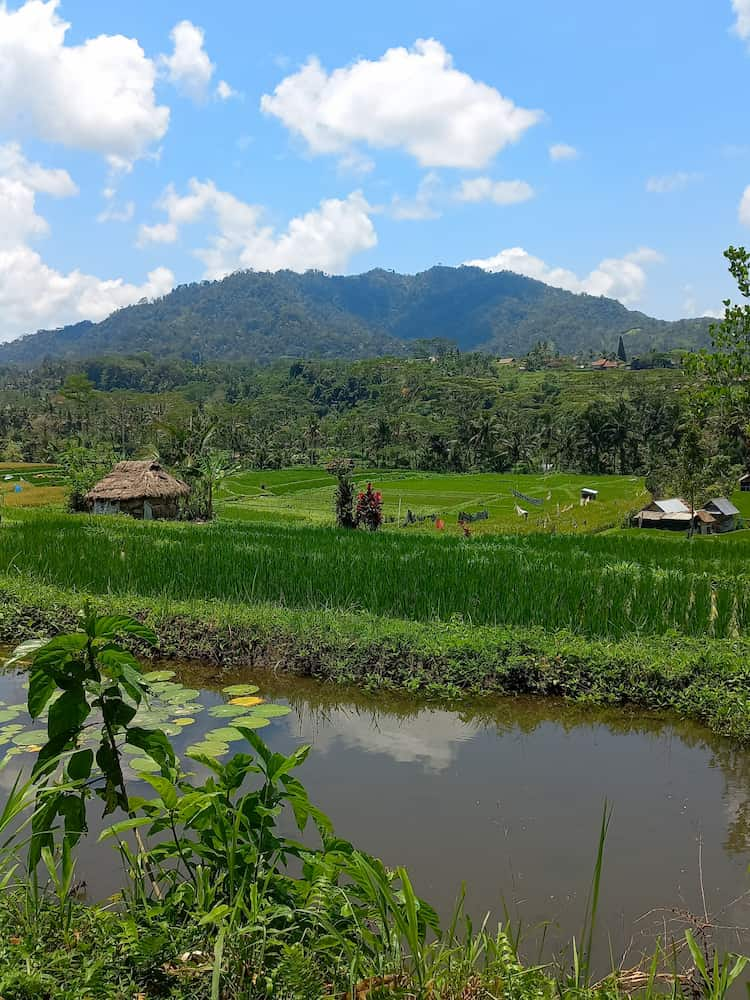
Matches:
[0,265,713,364]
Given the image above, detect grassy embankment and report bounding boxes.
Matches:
[2,507,750,740]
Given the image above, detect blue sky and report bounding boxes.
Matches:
[1,0,749,342]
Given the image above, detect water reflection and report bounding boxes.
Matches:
[4,658,750,963]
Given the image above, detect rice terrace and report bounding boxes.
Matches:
[3,2,750,996]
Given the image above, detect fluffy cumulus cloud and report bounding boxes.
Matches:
[160,20,214,102]
[0,145,173,341]
[139,179,377,277]
[0,0,169,167]
[645,171,700,193]
[549,143,578,161]
[732,0,750,40]
[261,38,541,168]
[739,185,750,225]
[464,246,663,305]
[456,177,534,205]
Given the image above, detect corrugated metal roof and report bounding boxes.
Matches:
[653,498,690,514]
[704,497,740,516]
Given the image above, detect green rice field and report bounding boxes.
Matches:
[218,469,654,534]
[3,508,750,640]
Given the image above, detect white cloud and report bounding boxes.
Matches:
[0,248,174,340]
[456,176,534,205]
[390,172,442,220]
[549,143,578,161]
[139,179,377,277]
[645,171,700,193]
[464,246,663,306]
[0,142,77,197]
[216,79,238,100]
[739,184,750,225]
[0,0,169,166]
[97,201,135,224]
[0,148,172,340]
[261,38,541,169]
[160,20,214,102]
[732,0,750,40]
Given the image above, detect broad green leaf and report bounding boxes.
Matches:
[98,816,153,842]
[142,774,178,810]
[205,726,245,743]
[229,715,270,729]
[125,727,175,772]
[12,730,48,747]
[249,704,291,719]
[28,669,56,718]
[48,687,88,740]
[220,684,260,696]
[93,616,156,645]
[208,704,247,718]
[129,757,160,774]
[68,749,94,781]
[142,670,176,683]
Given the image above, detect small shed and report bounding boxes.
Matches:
[740,473,750,492]
[84,460,190,520]
[636,497,691,530]
[581,487,599,502]
[701,497,740,533]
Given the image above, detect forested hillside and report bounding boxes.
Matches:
[0,266,713,364]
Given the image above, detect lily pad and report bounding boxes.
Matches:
[142,670,176,683]
[187,741,229,758]
[231,715,270,729]
[0,709,21,724]
[205,726,246,743]
[248,704,291,719]
[221,684,260,697]
[228,696,264,708]
[172,717,196,727]
[12,730,48,747]
[129,757,160,773]
[208,704,247,718]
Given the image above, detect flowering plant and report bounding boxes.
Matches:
[355,482,383,531]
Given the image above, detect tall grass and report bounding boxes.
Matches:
[2,510,749,639]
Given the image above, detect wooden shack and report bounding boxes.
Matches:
[740,473,750,492]
[701,497,739,533]
[635,498,692,531]
[84,460,189,520]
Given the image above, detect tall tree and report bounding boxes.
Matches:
[617,335,628,364]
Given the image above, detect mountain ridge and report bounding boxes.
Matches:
[0,265,714,364]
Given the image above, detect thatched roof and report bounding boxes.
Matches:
[85,461,190,502]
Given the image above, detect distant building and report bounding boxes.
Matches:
[591,359,619,370]
[581,487,598,502]
[701,497,740,533]
[85,460,190,520]
[635,498,692,531]
[740,473,750,492]
[497,357,515,366]
[635,496,739,533]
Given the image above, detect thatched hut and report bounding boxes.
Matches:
[85,461,189,520]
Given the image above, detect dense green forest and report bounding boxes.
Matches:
[0,352,744,484]
[0,266,713,364]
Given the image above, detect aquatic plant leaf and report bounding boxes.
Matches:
[172,717,195,727]
[208,704,247,718]
[12,730,48,747]
[205,726,245,743]
[221,684,260,696]
[0,709,21,724]
[142,670,176,683]
[228,696,264,707]
[128,757,160,773]
[249,704,291,718]
[229,715,270,729]
[187,741,230,758]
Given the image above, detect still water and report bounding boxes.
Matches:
[2,662,749,962]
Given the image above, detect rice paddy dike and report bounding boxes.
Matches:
[1,501,750,741]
